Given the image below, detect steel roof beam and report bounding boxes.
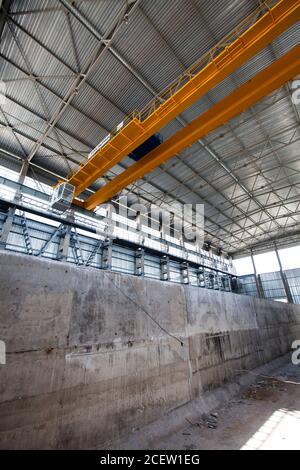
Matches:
[5,1,142,163]
[231,224,300,256]
[0,53,113,136]
[232,228,300,257]
[200,123,300,195]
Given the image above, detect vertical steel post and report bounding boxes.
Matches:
[250,250,265,299]
[274,244,294,304]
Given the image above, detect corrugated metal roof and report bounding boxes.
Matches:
[0,0,300,255]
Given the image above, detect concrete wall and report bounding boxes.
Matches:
[0,252,300,449]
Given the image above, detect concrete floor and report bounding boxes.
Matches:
[143,363,300,450]
[113,362,300,451]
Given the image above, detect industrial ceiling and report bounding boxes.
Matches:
[0,0,300,257]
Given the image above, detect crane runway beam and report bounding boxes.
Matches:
[68,0,300,199]
[83,44,300,210]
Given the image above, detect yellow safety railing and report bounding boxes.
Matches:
[137,1,277,123]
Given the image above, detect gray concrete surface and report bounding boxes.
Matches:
[114,359,300,450]
[0,252,300,449]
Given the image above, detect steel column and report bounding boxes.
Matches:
[274,244,294,303]
[251,251,265,299]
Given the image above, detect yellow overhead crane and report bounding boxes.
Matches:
[84,44,300,209]
[65,0,300,208]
